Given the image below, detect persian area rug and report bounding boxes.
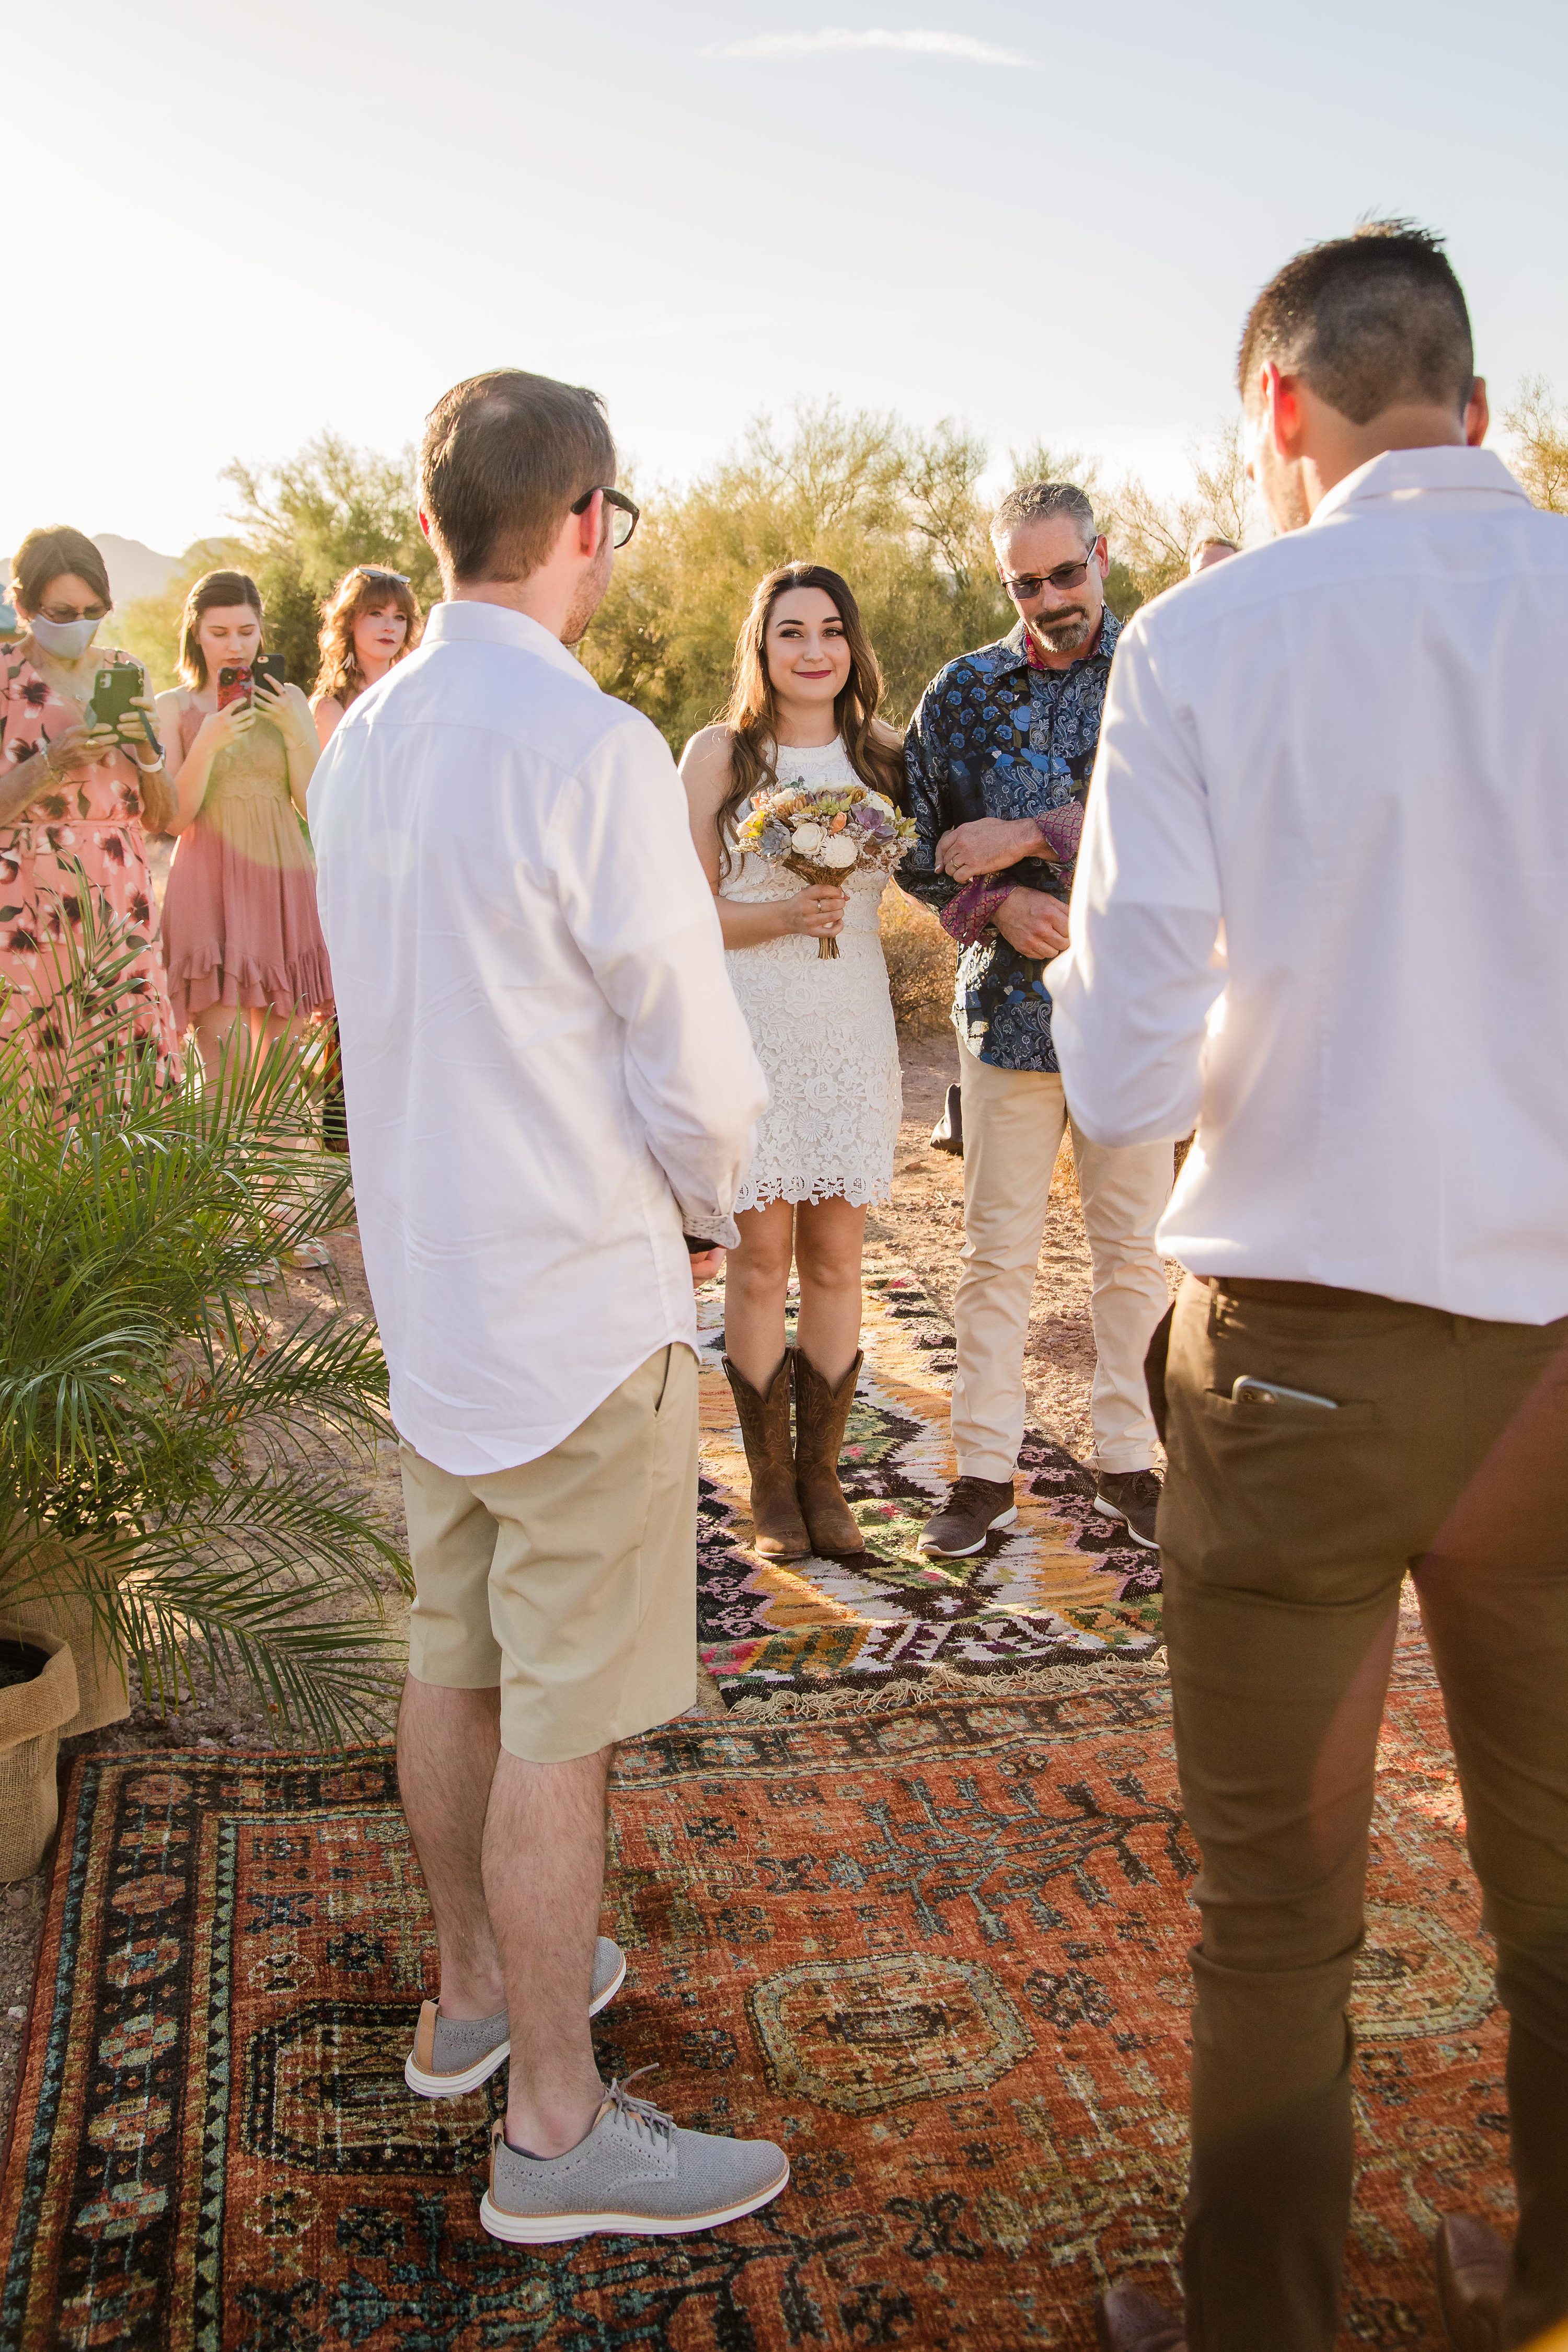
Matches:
[696,1252,1161,1714]
[0,1651,1512,2350]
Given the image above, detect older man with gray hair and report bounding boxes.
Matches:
[899,482,1173,1561]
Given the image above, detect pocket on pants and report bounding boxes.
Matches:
[1197,1390,1380,1431]
[1165,1375,1404,1599]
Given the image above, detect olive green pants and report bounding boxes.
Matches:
[1158,1274,1568,2352]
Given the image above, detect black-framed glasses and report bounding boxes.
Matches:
[999,541,1103,601]
[571,486,640,549]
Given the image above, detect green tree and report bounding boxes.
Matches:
[580,402,1022,748]
[1504,377,1568,512]
[121,408,1257,730]
[578,407,1216,747]
[224,432,441,691]
[1101,421,1252,606]
[122,434,440,696]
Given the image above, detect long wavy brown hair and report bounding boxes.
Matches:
[713,563,905,874]
[315,567,422,709]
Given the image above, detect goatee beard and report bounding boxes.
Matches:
[1032,608,1094,655]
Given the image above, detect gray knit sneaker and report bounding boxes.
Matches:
[404,1936,627,2099]
[479,2073,790,2243]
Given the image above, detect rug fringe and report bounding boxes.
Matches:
[719,1652,1167,1722]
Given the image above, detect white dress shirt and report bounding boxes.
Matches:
[310,601,767,1474]
[1050,447,1568,1325]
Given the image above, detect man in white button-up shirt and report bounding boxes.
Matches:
[1052,230,1568,2352]
[310,372,788,2242]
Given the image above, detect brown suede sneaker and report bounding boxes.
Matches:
[1093,1469,1163,1550]
[918,1475,1017,1559]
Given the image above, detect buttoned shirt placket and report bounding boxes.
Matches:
[900,610,1122,1073]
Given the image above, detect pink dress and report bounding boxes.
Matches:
[0,646,179,1077]
[161,693,331,1028]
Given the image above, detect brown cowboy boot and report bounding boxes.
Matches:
[792,1349,865,1557]
[722,1356,810,1560]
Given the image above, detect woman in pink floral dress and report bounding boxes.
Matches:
[0,527,180,1078]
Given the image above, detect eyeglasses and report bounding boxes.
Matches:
[999,544,1102,601]
[39,599,110,622]
[355,568,409,585]
[571,486,640,549]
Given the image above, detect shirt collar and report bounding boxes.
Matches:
[1002,604,1122,675]
[1309,444,1531,529]
[423,599,598,686]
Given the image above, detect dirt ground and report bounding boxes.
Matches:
[0,1026,1126,2144]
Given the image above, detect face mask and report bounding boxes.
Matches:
[29,612,103,659]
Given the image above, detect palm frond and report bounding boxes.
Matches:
[1,881,409,1744]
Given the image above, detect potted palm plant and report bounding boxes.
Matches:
[0,881,407,1877]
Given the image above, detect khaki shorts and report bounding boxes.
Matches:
[399,1345,699,1763]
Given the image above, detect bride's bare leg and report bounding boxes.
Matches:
[793,1198,867,1388]
[723,1201,796,1392]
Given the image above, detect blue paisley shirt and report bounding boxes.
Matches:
[898,609,1122,1070]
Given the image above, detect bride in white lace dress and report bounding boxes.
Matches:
[681,564,904,1566]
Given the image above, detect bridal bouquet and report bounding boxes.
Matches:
[735,779,917,959]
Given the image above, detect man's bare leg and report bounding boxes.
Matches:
[397,1677,505,2019]
[484,1744,612,2158]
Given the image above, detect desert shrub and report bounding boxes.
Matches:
[122,435,440,697]
[881,888,956,1036]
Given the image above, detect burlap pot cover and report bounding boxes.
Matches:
[4,1560,130,1738]
[0,1632,79,1883]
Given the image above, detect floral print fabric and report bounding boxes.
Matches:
[0,647,179,1077]
[899,610,1122,1070]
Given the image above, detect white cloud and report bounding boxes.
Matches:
[705,28,1034,68]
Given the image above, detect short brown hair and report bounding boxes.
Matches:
[10,526,112,615]
[177,570,264,688]
[1237,221,1473,426]
[419,370,617,584]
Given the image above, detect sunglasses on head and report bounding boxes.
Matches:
[570,486,640,550]
[999,543,1102,600]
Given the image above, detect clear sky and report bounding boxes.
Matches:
[12,0,1567,558]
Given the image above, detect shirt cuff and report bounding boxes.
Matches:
[682,1216,739,1252]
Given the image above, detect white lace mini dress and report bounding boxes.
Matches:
[721,736,902,1212]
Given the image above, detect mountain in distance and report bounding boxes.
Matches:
[1,533,186,611]
[95,534,187,609]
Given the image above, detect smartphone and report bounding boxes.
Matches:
[217,665,252,709]
[1231,1375,1339,1411]
[251,653,286,698]
[91,664,159,753]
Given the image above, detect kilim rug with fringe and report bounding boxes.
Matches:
[696,1251,1161,1714]
[0,1637,1513,2350]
